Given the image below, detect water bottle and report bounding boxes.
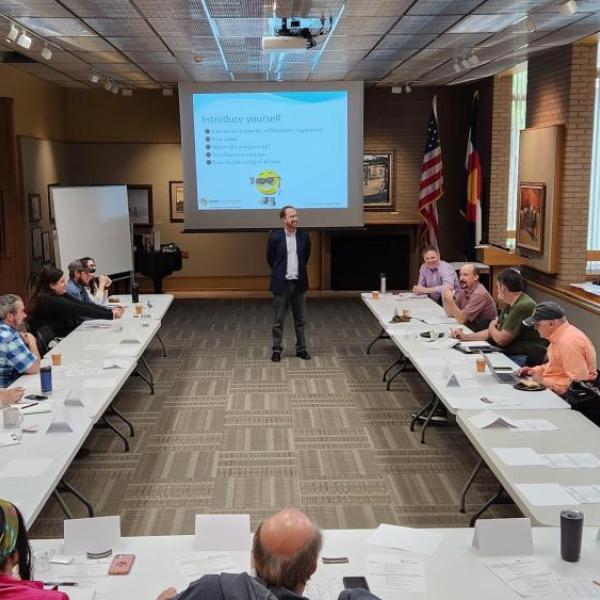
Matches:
[131,281,140,303]
[380,273,387,295]
[40,360,53,394]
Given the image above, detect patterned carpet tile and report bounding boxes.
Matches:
[30,298,511,538]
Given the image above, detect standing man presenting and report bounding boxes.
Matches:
[267,205,311,363]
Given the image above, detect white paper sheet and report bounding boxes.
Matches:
[515,483,579,506]
[0,432,22,447]
[102,359,129,369]
[565,485,600,504]
[460,341,492,349]
[0,457,52,477]
[485,557,559,597]
[543,454,600,469]
[82,379,119,390]
[45,557,111,593]
[194,514,251,552]
[109,346,139,357]
[512,419,558,432]
[493,447,546,466]
[367,553,426,594]
[556,578,600,599]
[79,320,112,329]
[175,553,239,585]
[304,574,343,600]
[481,396,522,406]
[366,524,444,556]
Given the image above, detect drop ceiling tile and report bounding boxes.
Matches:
[572,0,600,9]
[73,50,130,63]
[429,32,493,49]
[0,0,72,17]
[343,0,412,16]
[148,18,213,36]
[173,50,223,65]
[391,14,462,34]
[214,17,271,37]
[47,51,89,66]
[133,0,205,18]
[334,16,399,35]
[83,18,155,36]
[91,62,143,73]
[365,47,415,61]
[233,72,268,80]
[123,50,177,63]
[377,33,436,49]
[531,17,600,46]
[473,0,547,12]
[60,0,139,17]
[408,0,482,15]
[532,11,594,31]
[55,36,114,51]
[310,70,348,79]
[15,16,94,36]
[205,0,266,17]
[107,36,167,52]
[326,34,382,50]
[220,36,262,51]
[449,13,525,34]
[319,48,367,62]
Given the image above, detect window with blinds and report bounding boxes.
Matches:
[507,66,528,249]
[588,47,600,274]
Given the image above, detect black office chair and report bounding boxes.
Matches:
[566,370,600,426]
[34,325,57,356]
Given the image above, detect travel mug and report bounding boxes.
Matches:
[40,360,53,394]
[560,509,584,562]
[131,282,140,303]
[380,273,387,295]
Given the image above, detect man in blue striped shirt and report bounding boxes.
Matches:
[0,294,40,388]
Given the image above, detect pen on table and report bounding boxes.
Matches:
[44,582,79,586]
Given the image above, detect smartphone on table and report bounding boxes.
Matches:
[342,576,370,591]
[108,554,135,575]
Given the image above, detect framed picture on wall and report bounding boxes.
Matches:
[42,230,52,264]
[28,193,42,222]
[169,180,184,222]
[363,152,393,210]
[47,183,59,224]
[31,226,42,260]
[127,185,153,227]
[517,182,546,254]
[0,191,5,255]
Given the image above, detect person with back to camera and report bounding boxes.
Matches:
[155,508,381,600]
[0,499,69,599]
[28,265,122,338]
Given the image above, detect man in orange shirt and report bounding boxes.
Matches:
[517,302,597,395]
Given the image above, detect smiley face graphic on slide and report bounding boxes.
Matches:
[255,170,281,196]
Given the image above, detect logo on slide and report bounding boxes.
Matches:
[251,169,281,206]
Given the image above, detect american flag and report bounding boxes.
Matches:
[418,96,443,248]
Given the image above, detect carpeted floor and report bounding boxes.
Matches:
[30,298,518,538]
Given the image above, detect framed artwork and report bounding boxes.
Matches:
[517,182,546,254]
[28,193,41,222]
[47,183,59,223]
[0,191,5,255]
[169,180,184,222]
[363,152,393,210]
[127,184,153,227]
[42,230,52,263]
[31,226,42,260]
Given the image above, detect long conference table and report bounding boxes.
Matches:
[0,294,173,528]
[360,292,600,526]
[30,527,600,600]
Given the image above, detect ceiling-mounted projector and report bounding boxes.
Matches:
[262,16,332,52]
[262,36,310,52]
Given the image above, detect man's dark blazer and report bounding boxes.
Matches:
[266,228,311,294]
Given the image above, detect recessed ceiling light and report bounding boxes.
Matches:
[559,0,578,16]
[41,45,52,60]
[90,72,100,84]
[16,31,33,50]
[6,24,19,43]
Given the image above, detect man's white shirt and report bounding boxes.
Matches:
[285,229,299,280]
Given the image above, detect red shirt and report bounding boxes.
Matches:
[0,574,69,600]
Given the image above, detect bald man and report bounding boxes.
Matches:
[156,508,380,600]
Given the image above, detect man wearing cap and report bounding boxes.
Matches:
[517,302,597,395]
[66,259,96,304]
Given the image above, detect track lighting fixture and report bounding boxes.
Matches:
[90,72,100,84]
[6,23,19,43]
[453,59,461,73]
[16,30,32,49]
[41,44,52,60]
[559,0,578,16]
[391,86,403,94]
[404,83,412,94]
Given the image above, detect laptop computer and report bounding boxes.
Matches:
[483,352,520,385]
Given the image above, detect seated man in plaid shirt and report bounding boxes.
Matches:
[0,294,40,388]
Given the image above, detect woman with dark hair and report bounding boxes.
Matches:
[28,265,122,337]
[78,257,111,305]
[0,499,68,599]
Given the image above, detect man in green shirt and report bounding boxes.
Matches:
[453,268,547,366]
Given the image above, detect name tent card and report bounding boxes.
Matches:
[194,514,251,552]
[64,515,121,555]
[473,518,533,557]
